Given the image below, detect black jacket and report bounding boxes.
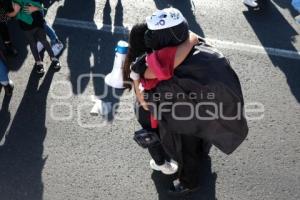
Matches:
[145,42,249,156]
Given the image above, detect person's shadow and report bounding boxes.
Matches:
[0,68,55,200]
[243,1,300,102]
[153,0,205,37]
[151,155,217,200]
[53,0,97,95]
[0,95,12,144]
[53,0,126,121]
[93,0,126,121]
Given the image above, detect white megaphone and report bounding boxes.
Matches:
[105,40,129,89]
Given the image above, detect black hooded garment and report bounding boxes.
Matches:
[144,41,249,158]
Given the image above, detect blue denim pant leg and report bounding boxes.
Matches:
[44,23,58,45]
[292,0,300,12]
[0,59,9,83]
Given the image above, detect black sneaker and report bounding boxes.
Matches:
[35,63,45,75]
[4,81,14,96]
[51,59,61,70]
[4,43,18,56]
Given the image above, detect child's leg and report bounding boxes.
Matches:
[43,22,64,56]
[148,143,168,165]
[136,103,169,165]
[44,22,58,45]
[35,28,55,59]
[24,29,42,63]
[35,28,61,69]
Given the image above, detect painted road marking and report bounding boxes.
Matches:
[54,18,300,60]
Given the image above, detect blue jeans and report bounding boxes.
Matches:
[41,8,58,45]
[0,59,9,83]
[44,23,58,45]
[292,0,300,12]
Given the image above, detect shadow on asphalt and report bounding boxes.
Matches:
[53,0,126,121]
[0,95,12,143]
[152,155,217,200]
[243,0,300,103]
[153,0,205,37]
[0,68,56,200]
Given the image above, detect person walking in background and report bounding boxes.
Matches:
[7,0,60,75]
[0,0,18,56]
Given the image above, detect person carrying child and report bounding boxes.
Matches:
[7,0,60,75]
[125,8,248,195]
[123,8,204,195]
[23,3,64,56]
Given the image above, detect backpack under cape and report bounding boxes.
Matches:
[144,41,249,156]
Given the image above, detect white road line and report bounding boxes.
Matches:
[54,18,300,60]
[54,18,131,35]
[206,39,300,60]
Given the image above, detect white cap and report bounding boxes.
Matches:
[146,8,185,30]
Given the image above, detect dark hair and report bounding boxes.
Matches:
[123,23,151,90]
[144,20,189,50]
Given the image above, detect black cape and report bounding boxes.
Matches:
[145,42,249,157]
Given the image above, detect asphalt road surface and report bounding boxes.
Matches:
[0,0,300,200]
